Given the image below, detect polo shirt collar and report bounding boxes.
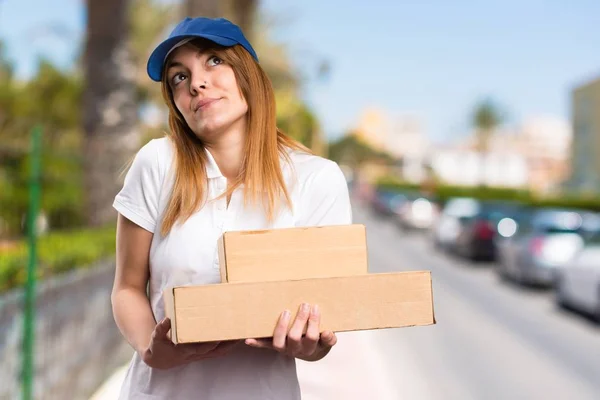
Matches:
[204,148,223,179]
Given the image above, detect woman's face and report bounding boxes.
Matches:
[165,44,248,141]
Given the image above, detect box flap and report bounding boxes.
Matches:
[429,271,437,324]
[217,234,228,283]
[162,287,178,344]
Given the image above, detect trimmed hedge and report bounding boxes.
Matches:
[376,177,530,202]
[375,176,600,212]
[375,176,422,194]
[528,196,600,212]
[0,225,116,293]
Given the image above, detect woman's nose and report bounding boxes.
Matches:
[190,74,208,95]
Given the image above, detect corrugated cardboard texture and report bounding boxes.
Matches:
[218,224,368,283]
[166,271,435,344]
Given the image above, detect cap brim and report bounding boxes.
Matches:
[147,34,238,82]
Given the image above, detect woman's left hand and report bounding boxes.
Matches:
[245,303,337,361]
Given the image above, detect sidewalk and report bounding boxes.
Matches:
[89,331,398,399]
[89,364,129,400]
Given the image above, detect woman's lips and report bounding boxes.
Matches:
[195,98,220,112]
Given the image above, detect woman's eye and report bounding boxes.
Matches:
[207,56,223,67]
[171,73,187,86]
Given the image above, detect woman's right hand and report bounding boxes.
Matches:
[141,318,240,370]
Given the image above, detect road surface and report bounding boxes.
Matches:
[301,203,599,399]
[92,202,600,400]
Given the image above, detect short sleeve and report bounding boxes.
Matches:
[296,160,353,227]
[113,139,162,233]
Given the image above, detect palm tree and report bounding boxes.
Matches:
[229,0,258,40]
[473,99,502,154]
[83,0,139,226]
[184,0,221,18]
[472,98,503,185]
[184,0,258,38]
[130,0,176,105]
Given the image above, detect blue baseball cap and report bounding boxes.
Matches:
[147,17,259,82]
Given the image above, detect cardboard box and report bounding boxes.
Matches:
[217,224,368,283]
[163,271,435,344]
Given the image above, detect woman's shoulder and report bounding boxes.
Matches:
[284,149,347,186]
[144,135,175,158]
[134,136,175,171]
[286,148,333,171]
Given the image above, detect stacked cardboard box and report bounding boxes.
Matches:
[164,224,435,344]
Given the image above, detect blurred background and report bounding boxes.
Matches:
[1,1,599,399]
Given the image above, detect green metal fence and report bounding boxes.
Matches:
[21,125,42,400]
[0,126,130,399]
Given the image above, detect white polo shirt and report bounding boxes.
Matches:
[112,137,352,400]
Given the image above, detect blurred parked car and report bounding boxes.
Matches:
[431,197,480,251]
[555,232,600,321]
[495,208,600,287]
[395,192,439,231]
[370,190,408,217]
[453,201,523,261]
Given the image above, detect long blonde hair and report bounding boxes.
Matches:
[159,39,310,236]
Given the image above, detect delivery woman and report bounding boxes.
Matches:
[110,16,352,399]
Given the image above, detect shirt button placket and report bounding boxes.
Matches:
[218,178,227,221]
[214,178,227,270]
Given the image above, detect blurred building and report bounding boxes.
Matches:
[429,143,529,188]
[353,105,571,191]
[387,114,428,157]
[566,76,600,194]
[517,116,572,193]
[433,116,571,192]
[389,114,430,183]
[355,108,430,183]
[355,107,390,151]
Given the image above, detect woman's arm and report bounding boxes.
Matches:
[111,213,241,369]
[111,213,156,355]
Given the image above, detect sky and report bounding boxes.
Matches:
[1,0,599,143]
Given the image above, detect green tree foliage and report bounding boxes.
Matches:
[375,176,600,212]
[0,54,83,238]
[328,133,397,168]
[0,224,116,293]
[0,0,324,237]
